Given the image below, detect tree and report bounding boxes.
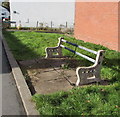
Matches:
[2,2,10,12]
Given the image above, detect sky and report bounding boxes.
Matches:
[0,0,9,3]
[0,0,119,3]
[10,0,75,2]
[1,0,74,2]
[0,0,75,6]
[8,0,120,2]
[10,1,75,27]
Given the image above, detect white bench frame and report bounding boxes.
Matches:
[45,37,105,86]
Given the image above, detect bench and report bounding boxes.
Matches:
[45,37,105,86]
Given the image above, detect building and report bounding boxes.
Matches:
[0,6,10,20]
[74,0,120,51]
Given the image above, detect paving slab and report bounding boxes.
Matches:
[27,68,77,94]
[20,58,79,94]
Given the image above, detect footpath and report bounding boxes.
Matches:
[0,33,26,115]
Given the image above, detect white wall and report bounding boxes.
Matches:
[10,1,75,28]
[0,6,10,19]
[0,6,2,29]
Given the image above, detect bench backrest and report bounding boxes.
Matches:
[58,37,105,65]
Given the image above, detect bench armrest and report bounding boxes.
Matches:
[45,46,62,58]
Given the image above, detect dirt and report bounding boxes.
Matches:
[19,58,80,94]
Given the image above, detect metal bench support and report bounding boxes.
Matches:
[45,37,63,58]
[76,50,105,86]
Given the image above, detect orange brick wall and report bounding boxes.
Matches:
[74,2,119,51]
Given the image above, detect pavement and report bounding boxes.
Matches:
[0,31,26,115]
[20,58,77,94]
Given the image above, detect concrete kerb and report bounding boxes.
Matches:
[2,37,39,116]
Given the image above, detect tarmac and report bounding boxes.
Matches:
[0,31,26,115]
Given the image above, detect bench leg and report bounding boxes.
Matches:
[45,37,64,58]
[45,46,62,58]
[76,66,101,86]
[76,50,105,86]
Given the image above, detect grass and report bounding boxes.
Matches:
[33,84,120,116]
[3,31,120,116]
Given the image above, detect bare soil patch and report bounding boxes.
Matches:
[19,58,80,94]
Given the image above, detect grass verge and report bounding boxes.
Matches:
[33,84,120,115]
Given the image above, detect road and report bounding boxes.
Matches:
[0,31,26,115]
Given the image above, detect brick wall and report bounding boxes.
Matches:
[74,1,119,51]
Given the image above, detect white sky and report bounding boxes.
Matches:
[9,0,119,2]
[10,2,75,27]
[0,0,119,3]
[10,0,75,2]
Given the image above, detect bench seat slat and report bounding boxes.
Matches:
[78,45,97,55]
[61,39,97,55]
[75,52,95,63]
[60,44,95,63]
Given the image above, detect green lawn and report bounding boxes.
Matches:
[33,84,120,116]
[3,31,120,116]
